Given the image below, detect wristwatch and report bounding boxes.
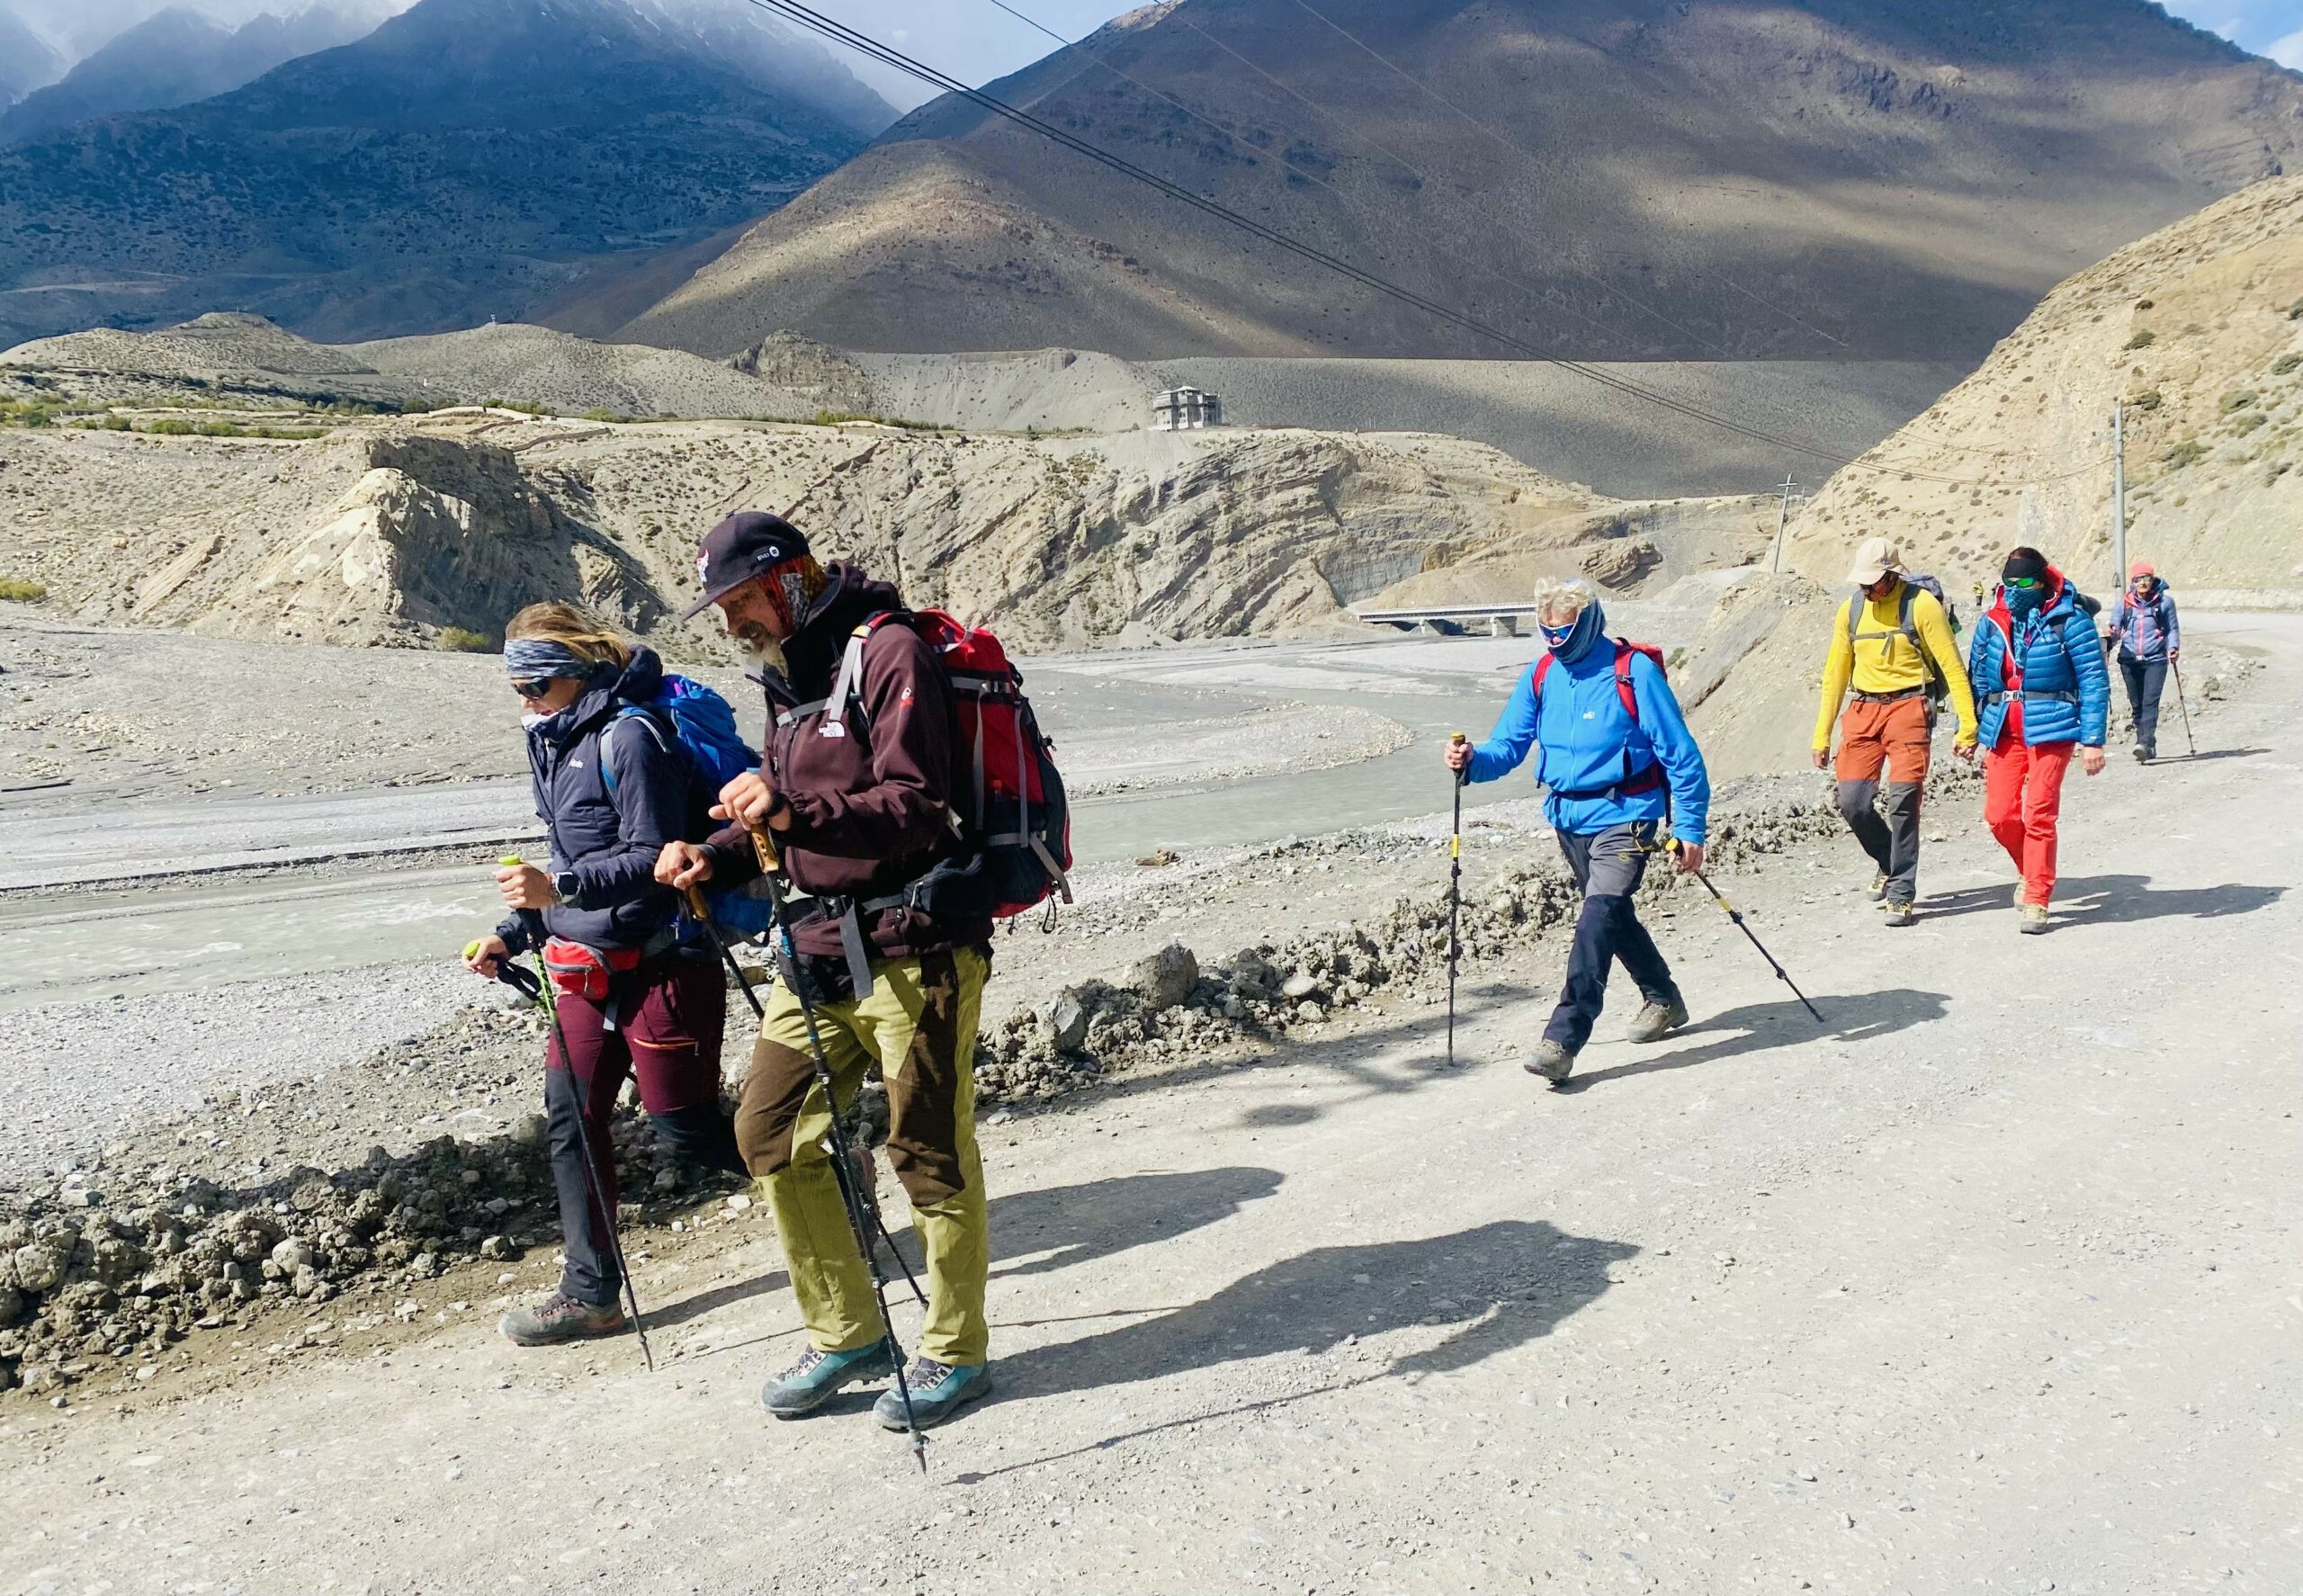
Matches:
[552,870,579,906]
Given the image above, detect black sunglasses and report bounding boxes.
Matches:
[511,677,557,700]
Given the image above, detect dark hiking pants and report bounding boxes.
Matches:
[544,953,741,1306]
[2119,652,2167,752]
[1545,820,1679,1054]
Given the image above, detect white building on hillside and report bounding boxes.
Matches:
[1153,387,1222,430]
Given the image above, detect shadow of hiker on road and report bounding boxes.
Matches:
[657,1165,1287,1331]
[992,1218,1635,1403]
[2152,746,2268,765]
[1919,874,2284,927]
[1560,989,1951,1093]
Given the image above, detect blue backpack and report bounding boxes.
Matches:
[601,674,779,939]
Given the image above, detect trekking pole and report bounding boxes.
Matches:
[2169,659,2198,758]
[746,827,929,1473]
[685,883,925,1304]
[685,885,766,1022]
[1447,732,1466,1067]
[1664,841,1824,1025]
[468,893,654,1372]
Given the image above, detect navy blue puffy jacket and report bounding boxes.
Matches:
[496,646,695,955]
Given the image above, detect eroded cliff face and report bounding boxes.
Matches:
[1,413,1622,652]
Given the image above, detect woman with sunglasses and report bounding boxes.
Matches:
[462,602,746,1346]
[1967,548,2110,934]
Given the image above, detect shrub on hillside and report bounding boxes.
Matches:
[0,578,47,602]
[2124,329,2156,350]
[435,626,496,652]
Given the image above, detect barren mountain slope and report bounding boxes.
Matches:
[0,414,1627,650]
[0,0,897,346]
[625,0,2303,363]
[1787,176,2303,605]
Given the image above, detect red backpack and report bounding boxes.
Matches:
[825,609,1074,920]
[1529,638,1670,797]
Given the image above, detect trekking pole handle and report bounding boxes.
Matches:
[748,827,779,875]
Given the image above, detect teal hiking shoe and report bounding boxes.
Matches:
[874,1358,992,1431]
[760,1343,895,1418]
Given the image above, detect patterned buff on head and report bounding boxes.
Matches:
[760,555,829,635]
[1544,596,1608,662]
[503,638,589,679]
[2003,547,2050,618]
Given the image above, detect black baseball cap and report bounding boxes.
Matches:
[683,511,811,620]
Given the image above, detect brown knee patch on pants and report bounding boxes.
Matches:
[885,950,968,1208]
[734,1037,817,1178]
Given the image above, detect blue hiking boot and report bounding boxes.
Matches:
[874,1358,993,1431]
[759,1343,894,1419]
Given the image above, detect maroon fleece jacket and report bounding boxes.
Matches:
[703,564,989,962]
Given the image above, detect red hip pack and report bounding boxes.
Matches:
[542,937,641,1003]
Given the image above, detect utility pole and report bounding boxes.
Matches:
[1769,473,1798,573]
[2110,402,2127,591]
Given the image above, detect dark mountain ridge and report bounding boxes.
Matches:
[1,4,384,144]
[0,0,898,344]
[625,0,2303,363]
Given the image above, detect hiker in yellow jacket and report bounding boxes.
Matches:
[1812,537,1978,926]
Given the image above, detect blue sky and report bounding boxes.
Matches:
[814,0,2303,111]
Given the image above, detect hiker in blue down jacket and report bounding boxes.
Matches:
[1447,578,1711,1088]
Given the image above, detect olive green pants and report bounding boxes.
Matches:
[735,945,990,1367]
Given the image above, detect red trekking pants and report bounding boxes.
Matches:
[1983,739,2073,906]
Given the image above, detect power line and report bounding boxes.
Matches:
[981,0,1731,362]
[737,0,2107,489]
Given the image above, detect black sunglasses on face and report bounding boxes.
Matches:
[512,678,556,700]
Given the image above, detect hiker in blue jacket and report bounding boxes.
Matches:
[2106,559,2181,762]
[1447,578,1712,1087]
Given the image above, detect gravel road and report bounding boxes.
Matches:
[3,614,2295,1593]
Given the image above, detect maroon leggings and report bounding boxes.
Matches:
[543,953,739,1305]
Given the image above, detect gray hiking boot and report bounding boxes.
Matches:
[498,1289,626,1347]
[874,1358,993,1431]
[1525,1039,1576,1085]
[1881,900,1916,928]
[1626,995,1689,1044]
[759,1343,895,1418]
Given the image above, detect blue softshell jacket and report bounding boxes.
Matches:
[1465,601,1712,844]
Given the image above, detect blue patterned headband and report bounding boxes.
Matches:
[503,638,590,678]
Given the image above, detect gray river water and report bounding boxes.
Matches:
[1,632,1587,1011]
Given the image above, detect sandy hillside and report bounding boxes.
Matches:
[1788,177,2303,605]
[3,315,1962,498]
[340,324,839,419]
[0,411,1657,652]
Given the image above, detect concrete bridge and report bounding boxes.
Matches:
[1354,603,1539,637]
